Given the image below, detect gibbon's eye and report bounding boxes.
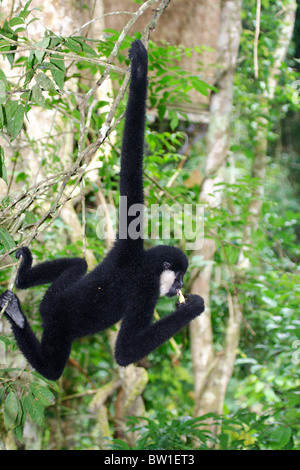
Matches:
[163,262,171,270]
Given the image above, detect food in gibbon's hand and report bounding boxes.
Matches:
[177,289,186,304]
[0,40,205,381]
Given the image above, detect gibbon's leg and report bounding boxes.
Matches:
[12,318,71,381]
[15,247,88,289]
[115,295,205,367]
[1,257,87,380]
[0,290,72,381]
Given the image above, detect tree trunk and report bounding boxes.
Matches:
[242,0,297,253]
[103,0,221,121]
[190,0,242,419]
[191,0,297,423]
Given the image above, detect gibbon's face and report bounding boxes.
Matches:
[159,262,184,297]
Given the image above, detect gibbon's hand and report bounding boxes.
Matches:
[176,294,205,318]
[129,39,148,81]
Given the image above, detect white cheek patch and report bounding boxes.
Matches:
[159,270,176,297]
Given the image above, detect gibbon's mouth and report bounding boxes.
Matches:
[166,285,179,297]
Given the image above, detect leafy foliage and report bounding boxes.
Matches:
[110,407,300,450]
[0,372,58,442]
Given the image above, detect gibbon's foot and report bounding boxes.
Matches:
[15,246,32,263]
[0,290,25,329]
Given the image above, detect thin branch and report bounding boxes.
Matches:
[80,178,87,259]
[83,0,160,106]
[0,35,125,74]
[70,12,135,37]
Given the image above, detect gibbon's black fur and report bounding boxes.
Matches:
[0,40,205,381]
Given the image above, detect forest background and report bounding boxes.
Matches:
[0,0,299,451]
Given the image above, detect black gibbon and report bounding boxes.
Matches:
[0,40,204,381]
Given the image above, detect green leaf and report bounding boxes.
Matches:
[190,77,210,96]
[14,400,26,443]
[72,37,98,57]
[34,36,50,63]
[0,80,6,104]
[4,101,24,139]
[29,383,55,406]
[24,392,44,426]
[0,105,3,130]
[270,426,291,449]
[1,21,17,67]
[169,110,179,130]
[157,104,166,121]
[19,0,38,20]
[50,53,65,71]
[27,17,39,26]
[24,68,35,86]
[0,387,5,405]
[16,171,28,183]
[9,17,25,27]
[65,38,82,53]
[0,146,7,183]
[13,27,26,34]
[24,0,34,11]
[35,73,57,93]
[224,245,240,264]
[51,69,65,90]
[50,54,65,89]
[110,438,131,450]
[30,83,46,106]
[24,211,37,226]
[4,391,19,430]
[0,227,15,251]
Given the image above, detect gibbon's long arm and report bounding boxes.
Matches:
[115,294,204,367]
[118,40,148,250]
